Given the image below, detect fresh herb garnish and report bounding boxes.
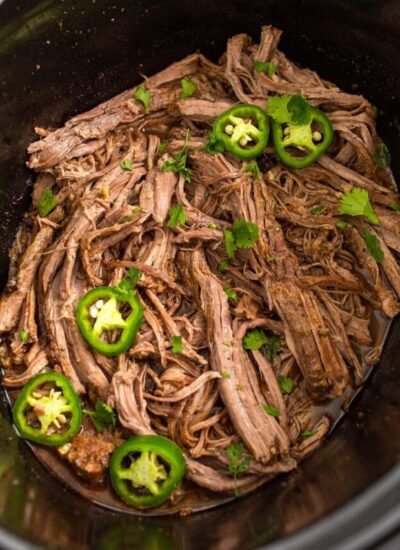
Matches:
[232,220,259,249]
[338,187,379,225]
[132,205,142,213]
[278,375,294,395]
[243,329,269,351]
[373,142,391,170]
[389,204,400,212]
[38,187,57,218]
[117,268,142,295]
[171,335,183,353]
[19,330,29,343]
[267,335,281,362]
[262,404,280,418]
[162,131,191,182]
[83,402,116,433]
[226,442,250,496]
[337,220,350,229]
[123,215,133,223]
[208,223,217,229]
[204,130,225,155]
[133,85,150,112]
[244,162,262,180]
[267,94,312,125]
[167,204,187,229]
[363,229,384,262]
[218,260,229,273]
[254,60,276,77]
[222,371,231,379]
[310,205,325,216]
[180,77,197,99]
[224,230,237,259]
[158,140,169,156]
[120,159,133,171]
[267,255,276,263]
[235,384,244,392]
[301,430,316,440]
[224,287,238,302]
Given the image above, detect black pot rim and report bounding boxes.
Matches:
[0,462,400,550]
[265,463,400,549]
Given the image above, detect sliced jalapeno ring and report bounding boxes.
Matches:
[12,372,82,446]
[212,104,270,160]
[76,286,143,357]
[110,435,186,508]
[272,107,333,169]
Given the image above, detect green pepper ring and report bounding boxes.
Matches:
[272,108,333,169]
[110,435,186,508]
[213,104,270,160]
[76,287,143,357]
[12,372,82,446]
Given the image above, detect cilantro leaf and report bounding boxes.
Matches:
[167,204,187,229]
[267,95,291,124]
[373,142,391,170]
[243,329,269,351]
[208,223,217,229]
[232,220,259,249]
[83,402,116,433]
[171,335,183,353]
[117,268,142,294]
[310,205,325,216]
[267,255,276,263]
[218,260,229,273]
[287,95,312,125]
[244,162,262,180]
[38,187,57,218]
[158,140,169,156]
[337,220,350,229]
[222,371,231,379]
[389,203,400,212]
[204,130,225,155]
[338,187,379,224]
[120,159,133,171]
[278,375,294,395]
[267,94,312,125]
[19,330,29,343]
[262,404,280,418]
[162,131,191,182]
[224,230,237,259]
[224,287,238,302]
[363,229,384,262]
[180,77,197,99]
[254,60,276,77]
[133,85,150,111]
[301,430,316,440]
[267,335,281,362]
[226,442,250,496]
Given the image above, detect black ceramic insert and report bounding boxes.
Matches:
[0,1,400,548]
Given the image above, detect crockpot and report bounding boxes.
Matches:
[0,1,400,548]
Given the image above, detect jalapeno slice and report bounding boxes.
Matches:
[212,104,270,160]
[110,435,186,508]
[12,372,82,446]
[272,107,333,169]
[76,286,143,357]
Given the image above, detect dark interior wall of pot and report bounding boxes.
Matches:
[0,1,400,549]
